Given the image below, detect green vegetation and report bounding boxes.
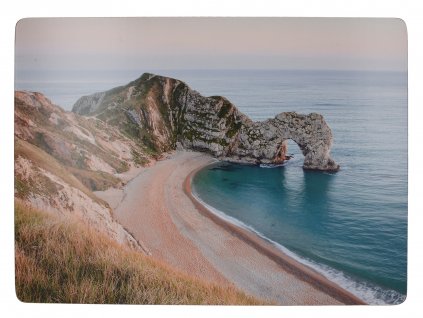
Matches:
[214,137,229,147]
[15,95,131,174]
[183,125,202,142]
[73,149,88,169]
[15,171,60,202]
[68,167,121,192]
[15,138,104,205]
[131,148,149,166]
[14,176,32,200]
[126,73,153,88]
[15,200,265,305]
[217,101,232,118]
[226,121,242,138]
[121,112,142,139]
[96,102,161,158]
[140,131,160,156]
[33,132,53,154]
[15,98,50,127]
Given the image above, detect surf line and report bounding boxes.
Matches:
[183,163,365,305]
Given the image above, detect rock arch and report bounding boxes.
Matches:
[72,73,339,171]
[227,112,340,171]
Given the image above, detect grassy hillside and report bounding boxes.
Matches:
[15,91,151,194]
[15,200,265,305]
[14,138,108,205]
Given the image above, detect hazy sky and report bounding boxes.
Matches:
[15,17,407,72]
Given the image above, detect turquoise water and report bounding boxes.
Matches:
[16,69,407,304]
[189,70,407,305]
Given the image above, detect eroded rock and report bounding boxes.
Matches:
[73,73,339,171]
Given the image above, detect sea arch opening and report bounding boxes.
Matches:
[274,138,305,165]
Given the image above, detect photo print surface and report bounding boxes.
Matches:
[15,17,407,305]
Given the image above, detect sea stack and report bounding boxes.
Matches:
[73,73,339,171]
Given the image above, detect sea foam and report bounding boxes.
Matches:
[191,188,405,305]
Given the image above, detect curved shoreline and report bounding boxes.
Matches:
[184,161,365,305]
[99,151,366,305]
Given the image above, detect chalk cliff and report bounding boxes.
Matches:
[73,73,339,171]
[14,91,150,252]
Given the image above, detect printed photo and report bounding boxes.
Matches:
[14,17,407,305]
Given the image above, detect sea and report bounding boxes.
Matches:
[15,69,408,305]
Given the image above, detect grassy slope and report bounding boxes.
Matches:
[15,138,111,205]
[15,200,265,305]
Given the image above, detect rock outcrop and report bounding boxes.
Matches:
[233,112,339,170]
[72,91,106,115]
[73,73,339,171]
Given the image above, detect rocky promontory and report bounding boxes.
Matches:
[73,73,339,171]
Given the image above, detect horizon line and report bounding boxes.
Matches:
[15,67,408,74]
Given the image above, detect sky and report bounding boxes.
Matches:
[15,17,407,74]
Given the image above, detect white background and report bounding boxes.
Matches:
[1,0,422,317]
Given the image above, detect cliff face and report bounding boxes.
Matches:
[14,91,151,252]
[73,73,339,171]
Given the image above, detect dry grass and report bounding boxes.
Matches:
[15,200,266,305]
[15,138,106,205]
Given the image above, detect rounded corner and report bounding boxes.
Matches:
[394,17,408,37]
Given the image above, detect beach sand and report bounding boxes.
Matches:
[95,151,364,305]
